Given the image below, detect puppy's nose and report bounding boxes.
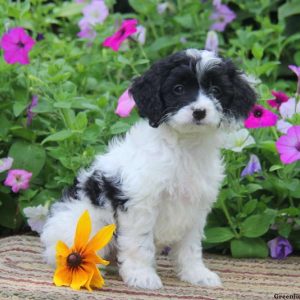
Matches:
[193,109,206,121]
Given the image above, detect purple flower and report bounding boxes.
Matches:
[27,95,38,126]
[210,0,236,32]
[277,119,292,134]
[279,98,300,119]
[205,30,219,54]
[0,157,13,173]
[268,237,293,259]
[77,19,97,40]
[157,3,168,14]
[289,65,300,79]
[133,25,146,45]
[267,91,289,110]
[241,154,262,177]
[276,125,300,164]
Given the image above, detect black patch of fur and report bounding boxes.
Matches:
[102,175,128,211]
[62,177,79,200]
[129,51,196,128]
[200,58,257,120]
[83,171,128,211]
[84,172,103,206]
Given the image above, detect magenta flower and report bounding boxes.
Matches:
[244,105,278,128]
[268,237,293,259]
[115,89,136,117]
[103,19,138,52]
[241,154,262,177]
[205,31,219,54]
[0,157,13,173]
[0,27,35,65]
[267,91,289,110]
[27,95,38,126]
[210,0,236,32]
[4,169,32,193]
[276,125,300,164]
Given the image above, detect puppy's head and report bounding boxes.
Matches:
[129,49,257,131]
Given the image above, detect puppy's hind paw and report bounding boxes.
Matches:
[180,266,222,287]
[121,267,163,290]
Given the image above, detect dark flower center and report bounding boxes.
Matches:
[17,41,25,48]
[253,108,263,118]
[296,142,300,152]
[67,252,82,268]
[116,28,126,39]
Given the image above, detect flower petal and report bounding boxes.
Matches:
[84,251,110,266]
[53,266,72,287]
[56,240,70,258]
[74,210,92,252]
[86,224,115,252]
[70,267,89,290]
[90,266,105,288]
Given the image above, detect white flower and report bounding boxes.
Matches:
[279,97,300,119]
[0,157,13,173]
[205,31,218,54]
[157,2,168,14]
[23,204,49,234]
[133,25,146,45]
[223,128,255,152]
[277,119,292,134]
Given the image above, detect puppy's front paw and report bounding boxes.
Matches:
[120,267,163,290]
[180,266,221,287]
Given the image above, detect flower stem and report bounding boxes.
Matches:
[271,126,279,140]
[220,198,240,238]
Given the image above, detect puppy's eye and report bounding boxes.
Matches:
[173,84,185,95]
[210,86,221,97]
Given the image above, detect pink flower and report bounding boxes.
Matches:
[244,105,278,128]
[103,19,138,52]
[27,95,38,126]
[276,125,300,164]
[267,91,289,110]
[115,89,135,117]
[4,169,32,193]
[0,27,35,65]
[0,157,13,173]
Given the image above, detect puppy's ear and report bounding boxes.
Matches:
[225,60,257,120]
[129,65,165,128]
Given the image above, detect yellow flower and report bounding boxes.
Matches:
[53,210,116,291]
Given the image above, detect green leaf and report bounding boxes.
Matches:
[55,2,85,17]
[31,101,54,113]
[279,0,300,20]
[174,15,194,29]
[252,43,264,60]
[8,141,46,178]
[147,36,180,52]
[110,121,131,135]
[75,112,88,131]
[41,130,73,144]
[204,227,235,243]
[13,101,28,117]
[0,114,11,138]
[269,165,283,172]
[0,194,18,229]
[231,238,268,258]
[240,212,275,238]
[242,199,257,216]
[278,223,292,238]
[246,184,262,193]
[128,0,156,14]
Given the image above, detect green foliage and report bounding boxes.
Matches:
[0,0,299,258]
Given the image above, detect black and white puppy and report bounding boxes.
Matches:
[41,49,256,289]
